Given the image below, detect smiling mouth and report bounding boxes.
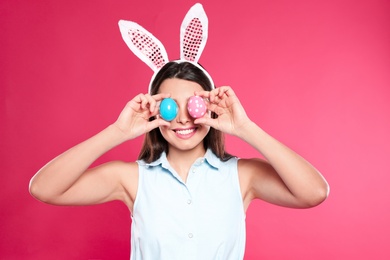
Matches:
[175,128,195,135]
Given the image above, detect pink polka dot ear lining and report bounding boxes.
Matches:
[118,3,215,93]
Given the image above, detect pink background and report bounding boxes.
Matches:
[1,0,389,259]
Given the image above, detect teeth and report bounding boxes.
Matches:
[176,129,195,135]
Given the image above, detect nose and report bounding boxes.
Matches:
[176,104,191,124]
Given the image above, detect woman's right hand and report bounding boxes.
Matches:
[29,92,173,207]
[112,93,171,140]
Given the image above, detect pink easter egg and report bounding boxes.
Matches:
[187,96,207,118]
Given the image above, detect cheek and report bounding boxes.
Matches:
[158,125,170,137]
[199,124,211,135]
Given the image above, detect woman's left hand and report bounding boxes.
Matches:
[195,86,251,136]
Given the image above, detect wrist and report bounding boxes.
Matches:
[234,120,257,137]
[104,124,131,146]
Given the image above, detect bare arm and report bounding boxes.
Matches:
[29,93,170,208]
[29,125,132,206]
[238,123,329,209]
[196,86,329,209]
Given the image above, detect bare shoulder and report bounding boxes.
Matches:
[112,160,139,176]
[112,160,139,208]
[88,160,139,210]
[237,158,273,210]
[95,160,138,183]
[238,157,313,208]
[238,157,273,183]
[238,157,271,173]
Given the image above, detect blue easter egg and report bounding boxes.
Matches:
[160,98,178,121]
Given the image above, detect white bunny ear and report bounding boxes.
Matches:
[180,3,209,63]
[118,20,169,72]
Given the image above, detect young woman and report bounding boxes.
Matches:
[30,61,329,259]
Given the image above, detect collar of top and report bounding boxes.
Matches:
[141,148,221,170]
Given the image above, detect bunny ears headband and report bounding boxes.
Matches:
[118,3,214,92]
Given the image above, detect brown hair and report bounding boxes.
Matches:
[138,61,233,163]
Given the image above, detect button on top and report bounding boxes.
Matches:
[188,233,193,238]
[192,168,196,173]
[187,199,192,204]
[194,158,204,166]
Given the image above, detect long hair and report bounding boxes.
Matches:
[138,61,233,163]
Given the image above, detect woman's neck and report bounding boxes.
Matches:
[166,145,206,182]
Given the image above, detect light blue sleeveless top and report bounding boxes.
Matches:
[131,149,246,260]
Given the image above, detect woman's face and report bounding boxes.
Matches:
[158,78,210,153]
